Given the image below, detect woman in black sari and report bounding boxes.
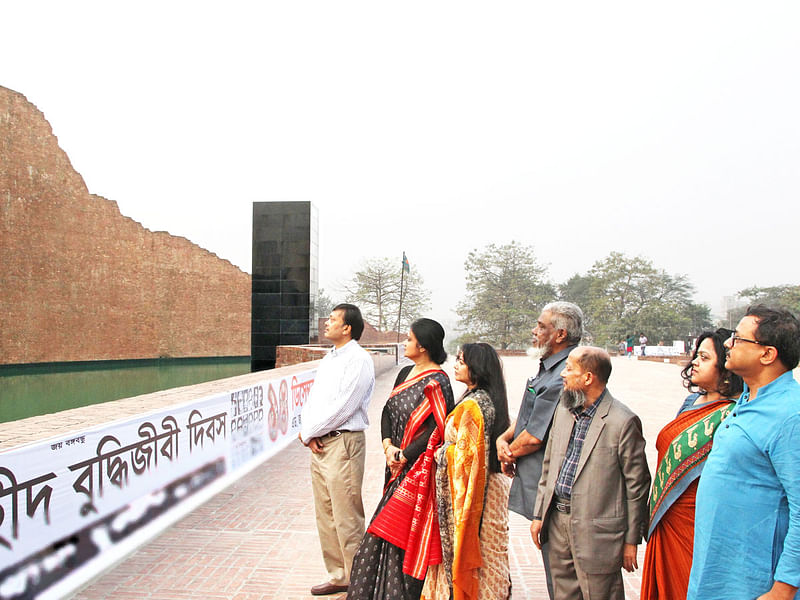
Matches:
[347,318,455,600]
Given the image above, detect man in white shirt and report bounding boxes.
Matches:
[300,303,375,596]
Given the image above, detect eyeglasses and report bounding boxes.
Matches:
[727,332,769,347]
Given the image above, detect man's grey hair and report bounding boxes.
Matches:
[542,301,584,345]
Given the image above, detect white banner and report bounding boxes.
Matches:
[635,344,683,357]
[0,368,315,600]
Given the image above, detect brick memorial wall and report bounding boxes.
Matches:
[276,343,401,369]
[0,86,250,365]
[275,345,329,367]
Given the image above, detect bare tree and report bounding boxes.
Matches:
[342,257,429,332]
[313,288,337,320]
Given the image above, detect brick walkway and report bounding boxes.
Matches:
[70,356,687,599]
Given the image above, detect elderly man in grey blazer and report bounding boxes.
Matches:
[531,347,650,600]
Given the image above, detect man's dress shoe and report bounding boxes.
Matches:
[311,581,349,596]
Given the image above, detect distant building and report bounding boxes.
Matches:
[718,295,747,327]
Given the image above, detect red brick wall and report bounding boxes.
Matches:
[496,349,528,357]
[275,346,329,368]
[276,344,399,376]
[0,86,251,364]
[315,318,402,345]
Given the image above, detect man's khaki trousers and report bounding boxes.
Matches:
[547,507,625,600]
[310,430,366,586]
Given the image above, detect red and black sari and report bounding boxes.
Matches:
[347,367,454,600]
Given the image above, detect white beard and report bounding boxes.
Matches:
[559,387,587,411]
[527,346,546,361]
[527,339,552,362]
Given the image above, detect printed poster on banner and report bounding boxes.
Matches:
[229,370,316,469]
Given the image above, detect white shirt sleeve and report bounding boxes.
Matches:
[299,343,375,443]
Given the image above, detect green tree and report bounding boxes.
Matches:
[733,285,800,318]
[342,257,429,332]
[558,274,597,335]
[456,241,555,349]
[683,302,714,337]
[579,252,711,345]
[559,274,594,306]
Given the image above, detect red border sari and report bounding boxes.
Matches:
[640,398,734,600]
[367,369,450,579]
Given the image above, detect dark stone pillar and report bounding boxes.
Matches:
[251,202,319,371]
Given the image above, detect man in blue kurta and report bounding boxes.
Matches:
[688,305,800,600]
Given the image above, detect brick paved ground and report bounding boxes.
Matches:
[66,355,686,600]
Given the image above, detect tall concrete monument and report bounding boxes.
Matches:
[251,202,319,371]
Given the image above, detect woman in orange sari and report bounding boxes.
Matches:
[422,342,512,600]
[640,329,743,600]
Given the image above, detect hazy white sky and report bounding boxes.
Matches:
[4,2,799,330]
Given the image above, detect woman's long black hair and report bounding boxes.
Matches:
[460,342,510,474]
[681,328,743,398]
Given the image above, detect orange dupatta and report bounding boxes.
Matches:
[446,398,486,600]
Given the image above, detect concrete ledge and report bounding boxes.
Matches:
[0,348,397,452]
[0,346,390,598]
[276,344,400,375]
[0,359,331,598]
[0,361,314,452]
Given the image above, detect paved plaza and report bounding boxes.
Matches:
[70,355,687,600]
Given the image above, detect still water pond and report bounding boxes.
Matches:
[0,357,251,423]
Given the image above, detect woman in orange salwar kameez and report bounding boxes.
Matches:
[422,343,512,600]
[640,329,743,600]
